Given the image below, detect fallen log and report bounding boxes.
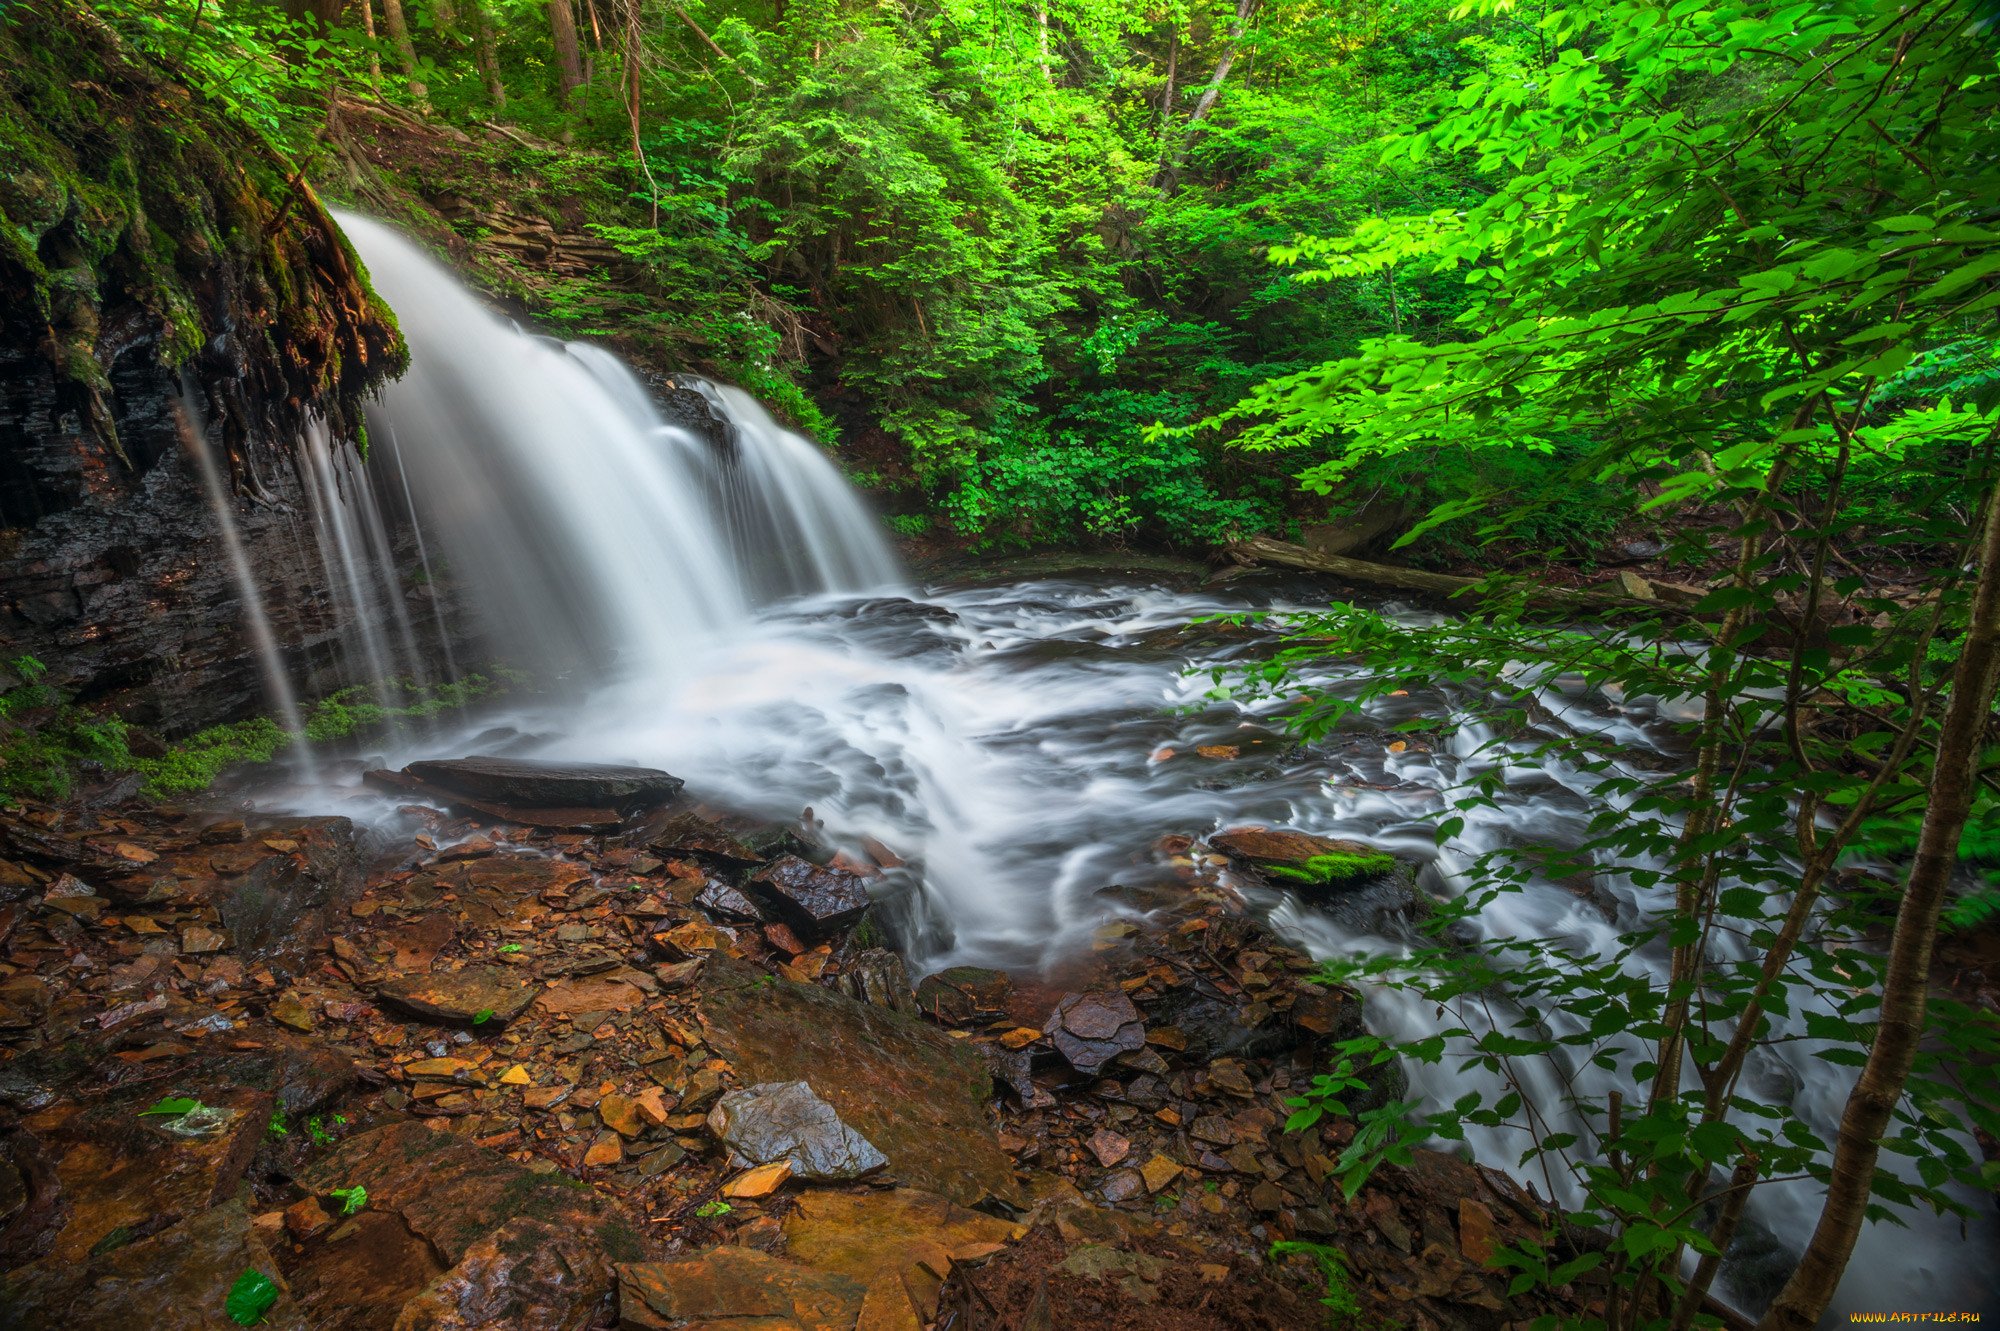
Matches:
[1216,536,1686,617]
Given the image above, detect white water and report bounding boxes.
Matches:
[259,215,1993,1321]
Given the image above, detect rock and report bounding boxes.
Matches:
[365,769,627,830]
[615,1248,863,1331]
[402,758,684,812]
[834,948,913,1012]
[600,1094,646,1138]
[1209,827,1399,889]
[376,968,541,1027]
[1086,1129,1130,1168]
[285,1196,332,1242]
[912,966,1011,1025]
[707,1080,889,1182]
[721,1161,792,1199]
[270,992,315,1033]
[1139,1154,1182,1193]
[694,878,766,923]
[698,959,1020,1207]
[393,1216,618,1331]
[746,855,870,939]
[780,1189,1020,1327]
[1043,991,1145,1074]
[1616,569,1657,600]
[0,1199,307,1331]
[583,1133,624,1168]
[294,1122,650,1314]
[179,925,227,954]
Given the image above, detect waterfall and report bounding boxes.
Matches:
[327,210,900,689]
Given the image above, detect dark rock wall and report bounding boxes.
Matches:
[0,5,406,734]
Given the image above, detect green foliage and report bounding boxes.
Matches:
[1259,851,1397,886]
[328,1185,368,1216]
[225,1268,280,1327]
[1270,1240,1364,1326]
[694,1199,732,1217]
[139,1096,204,1118]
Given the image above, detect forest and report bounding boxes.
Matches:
[1,0,1998,1329]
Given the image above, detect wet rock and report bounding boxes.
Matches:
[693,878,767,924]
[402,758,684,812]
[394,1216,617,1331]
[375,967,541,1027]
[0,1199,307,1331]
[295,1122,651,1309]
[615,1247,864,1331]
[746,855,870,939]
[643,810,768,865]
[365,769,627,830]
[913,966,1011,1025]
[1210,826,1400,889]
[698,958,1021,1207]
[707,1080,889,1182]
[212,818,365,974]
[780,1188,1020,1326]
[834,947,913,1012]
[1043,991,1145,1074]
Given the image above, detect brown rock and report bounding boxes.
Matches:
[698,958,1020,1208]
[285,1195,333,1242]
[376,967,540,1027]
[1458,1196,1498,1267]
[722,1160,792,1199]
[1086,1129,1131,1168]
[1043,991,1145,1073]
[583,1133,624,1168]
[1139,1154,1182,1193]
[746,855,871,938]
[616,1247,862,1331]
[600,1093,646,1138]
[394,1216,618,1331]
[782,1188,1019,1325]
[270,991,315,1033]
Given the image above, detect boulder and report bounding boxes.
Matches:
[1209,827,1400,889]
[913,966,1011,1025]
[706,1081,888,1182]
[400,758,684,813]
[745,856,870,939]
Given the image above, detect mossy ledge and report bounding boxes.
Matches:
[0,2,404,465]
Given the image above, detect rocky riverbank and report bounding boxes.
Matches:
[0,759,1607,1330]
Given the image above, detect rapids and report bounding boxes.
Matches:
[247,213,1993,1323]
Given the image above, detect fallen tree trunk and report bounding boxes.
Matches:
[1217,536,1677,616]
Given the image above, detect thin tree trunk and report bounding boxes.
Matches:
[355,0,383,95]
[467,0,504,105]
[1759,481,2000,1331]
[1036,5,1051,83]
[548,0,586,107]
[430,0,457,35]
[379,0,426,99]
[1158,24,1177,128]
[625,0,658,224]
[1158,0,1257,190]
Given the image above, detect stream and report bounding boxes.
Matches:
[232,213,1996,1322]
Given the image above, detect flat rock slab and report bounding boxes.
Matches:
[0,1199,307,1331]
[707,1080,888,1182]
[1044,991,1145,1074]
[365,769,627,830]
[781,1189,1021,1325]
[375,967,541,1027]
[616,1246,863,1331]
[746,856,870,939]
[404,758,684,812]
[697,958,1021,1208]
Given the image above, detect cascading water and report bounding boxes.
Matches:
[260,213,1992,1322]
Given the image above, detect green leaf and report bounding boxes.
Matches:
[472,1008,495,1025]
[329,1185,368,1216]
[140,1096,202,1118]
[226,1269,280,1326]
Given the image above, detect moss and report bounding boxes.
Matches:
[1259,851,1400,887]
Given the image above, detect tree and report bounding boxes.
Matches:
[548,0,585,105]
[1218,1,2000,1324]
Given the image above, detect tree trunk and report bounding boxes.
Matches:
[430,0,457,35]
[1036,5,1052,83]
[1219,537,1671,615]
[467,0,505,105]
[1758,484,2000,1331]
[1158,0,1257,189]
[379,0,426,99]
[624,0,658,224]
[548,0,586,107]
[354,0,382,95]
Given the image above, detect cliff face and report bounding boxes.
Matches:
[0,5,405,735]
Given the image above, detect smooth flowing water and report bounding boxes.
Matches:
[261,214,1993,1321]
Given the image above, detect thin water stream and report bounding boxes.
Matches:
[241,214,1994,1322]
